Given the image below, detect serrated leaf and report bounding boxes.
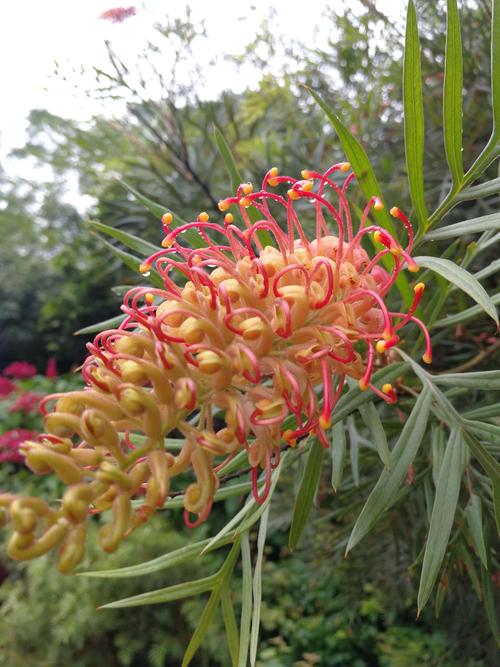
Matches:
[443,0,464,186]
[74,314,126,335]
[288,439,325,550]
[418,429,465,612]
[415,255,499,325]
[238,532,252,667]
[346,390,431,554]
[359,401,391,468]
[403,0,428,232]
[99,573,218,609]
[88,219,159,257]
[330,421,346,492]
[425,212,500,240]
[250,507,269,667]
[465,494,488,568]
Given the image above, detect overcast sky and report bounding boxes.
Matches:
[0,0,403,171]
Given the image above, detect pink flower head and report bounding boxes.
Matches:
[0,377,15,398]
[8,391,43,415]
[0,429,36,464]
[99,6,136,23]
[3,361,37,379]
[45,358,58,379]
[0,163,431,572]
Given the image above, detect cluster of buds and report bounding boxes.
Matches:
[0,163,431,572]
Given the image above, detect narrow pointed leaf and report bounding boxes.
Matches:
[359,401,391,468]
[425,212,500,240]
[250,507,269,667]
[481,564,500,645]
[462,429,500,535]
[238,532,252,667]
[434,292,500,327]
[74,314,126,335]
[99,573,218,609]
[418,429,465,612]
[492,0,500,138]
[403,0,428,231]
[443,0,464,185]
[92,234,164,288]
[465,494,488,569]
[346,390,431,553]
[288,439,325,550]
[221,583,240,667]
[415,256,499,325]
[330,421,346,492]
[433,370,500,390]
[88,219,159,257]
[182,588,221,667]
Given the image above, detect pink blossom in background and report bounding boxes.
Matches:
[0,429,35,464]
[0,377,15,398]
[99,6,136,23]
[45,357,58,378]
[3,361,37,379]
[8,391,43,415]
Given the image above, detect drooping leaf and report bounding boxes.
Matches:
[182,588,221,667]
[288,439,325,550]
[465,494,488,569]
[74,314,126,335]
[492,0,500,138]
[443,0,464,186]
[415,255,499,325]
[221,583,240,667]
[330,421,346,492]
[462,428,500,535]
[359,401,391,468]
[425,212,500,240]
[250,507,269,667]
[238,532,253,667]
[403,0,428,232]
[346,389,431,553]
[418,429,465,612]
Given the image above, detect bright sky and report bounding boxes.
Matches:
[0,0,403,170]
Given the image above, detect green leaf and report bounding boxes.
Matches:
[425,212,500,240]
[462,428,500,535]
[433,370,500,390]
[359,401,391,469]
[250,507,269,667]
[457,541,482,599]
[481,564,500,646]
[99,573,218,609]
[213,125,273,247]
[288,440,325,550]
[414,255,499,326]
[182,588,220,667]
[346,389,432,554]
[456,178,500,203]
[492,0,500,138]
[119,178,204,249]
[443,0,464,186]
[434,292,500,328]
[418,429,465,612]
[92,233,164,288]
[88,220,159,257]
[74,314,126,335]
[465,494,488,569]
[79,538,217,578]
[238,532,252,667]
[221,583,240,667]
[403,0,428,231]
[330,421,346,492]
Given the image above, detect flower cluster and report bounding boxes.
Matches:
[99,6,137,23]
[0,163,431,572]
[0,430,36,464]
[3,361,37,379]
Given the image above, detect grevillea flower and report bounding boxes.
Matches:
[0,163,431,573]
[0,430,36,464]
[0,377,15,398]
[8,391,44,415]
[99,6,136,23]
[3,361,37,379]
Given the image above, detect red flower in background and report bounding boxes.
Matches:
[0,377,15,398]
[99,6,136,23]
[8,392,43,415]
[0,429,35,464]
[45,358,58,378]
[2,361,37,379]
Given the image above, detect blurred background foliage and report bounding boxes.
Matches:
[1,0,499,665]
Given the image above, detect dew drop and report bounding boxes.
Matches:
[143,271,151,277]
